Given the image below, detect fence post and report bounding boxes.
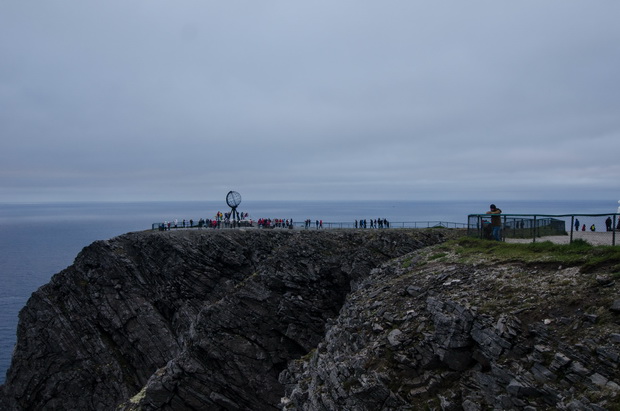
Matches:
[532,215,537,243]
[570,215,574,244]
[613,215,617,246]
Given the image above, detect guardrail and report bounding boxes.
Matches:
[152,214,620,246]
[152,220,468,231]
[468,213,620,246]
[311,221,468,229]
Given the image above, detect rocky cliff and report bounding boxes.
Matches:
[280,238,620,410]
[0,228,456,410]
[2,230,619,410]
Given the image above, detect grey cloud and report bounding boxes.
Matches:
[1,1,619,202]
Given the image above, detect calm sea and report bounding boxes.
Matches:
[0,199,616,383]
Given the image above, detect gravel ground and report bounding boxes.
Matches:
[505,230,619,246]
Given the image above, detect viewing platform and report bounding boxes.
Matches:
[152,220,468,231]
[151,212,620,246]
[468,212,620,246]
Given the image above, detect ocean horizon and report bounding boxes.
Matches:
[1,199,618,383]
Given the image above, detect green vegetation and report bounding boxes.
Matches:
[301,348,316,361]
[428,252,448,261]
[506,226,568,239]
[449,237,620,272]
[401,256,414,268]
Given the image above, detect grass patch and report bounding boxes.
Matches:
[401,256,414,268]
[448,237,620,271]
[428,252,448,261]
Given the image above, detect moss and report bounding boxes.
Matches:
[428,252,448,261]
[581,247,620,273]
[126,385,147,407]
[401,257,414,268]
[301,348,316,361]
[445,237,620,271]
[234,271,260,289]
[605,400,620,411]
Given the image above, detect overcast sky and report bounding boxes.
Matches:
[1,1,619,203]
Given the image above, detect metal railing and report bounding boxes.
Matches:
[153,220,468,231]
[468,213,620,246]
[296,221,468,229]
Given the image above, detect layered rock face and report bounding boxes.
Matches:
[3,229,618,410]
[0,228,452,410]
[280,244,620,410]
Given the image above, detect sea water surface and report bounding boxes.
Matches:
[0,199,616,383]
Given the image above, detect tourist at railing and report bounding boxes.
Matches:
[486,204,503,241]
[154,218,465,231]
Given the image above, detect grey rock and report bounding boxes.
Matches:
[550,352,572,371]
[531,362,556,383]
[406,285,423,297]
[507,379,542,398]
[596,275,615,287]
[3,227,620,411]
[387,329,403,347]
[0,229,451,411]
[583,313,598,323]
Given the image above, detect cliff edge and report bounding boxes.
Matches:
[0,228,455,410]
[2,230,619,410]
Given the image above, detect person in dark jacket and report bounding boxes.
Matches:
[486,204,503,241]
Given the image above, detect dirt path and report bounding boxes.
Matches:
[505,230,619,246]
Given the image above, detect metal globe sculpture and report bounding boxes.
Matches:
[226,191,242,225]
[226,191,242,209]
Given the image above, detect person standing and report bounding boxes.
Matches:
[575,218,580,232]
[486,204,503,241]
[605,217,612,231]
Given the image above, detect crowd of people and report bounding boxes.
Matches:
[573,217,620,233]
[257,218,294,228]
[354,219,390,229]
[157,211,253,231]
[304,219,322,228]
[157,213,393,231]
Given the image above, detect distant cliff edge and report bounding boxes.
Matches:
[1,229,619,410]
